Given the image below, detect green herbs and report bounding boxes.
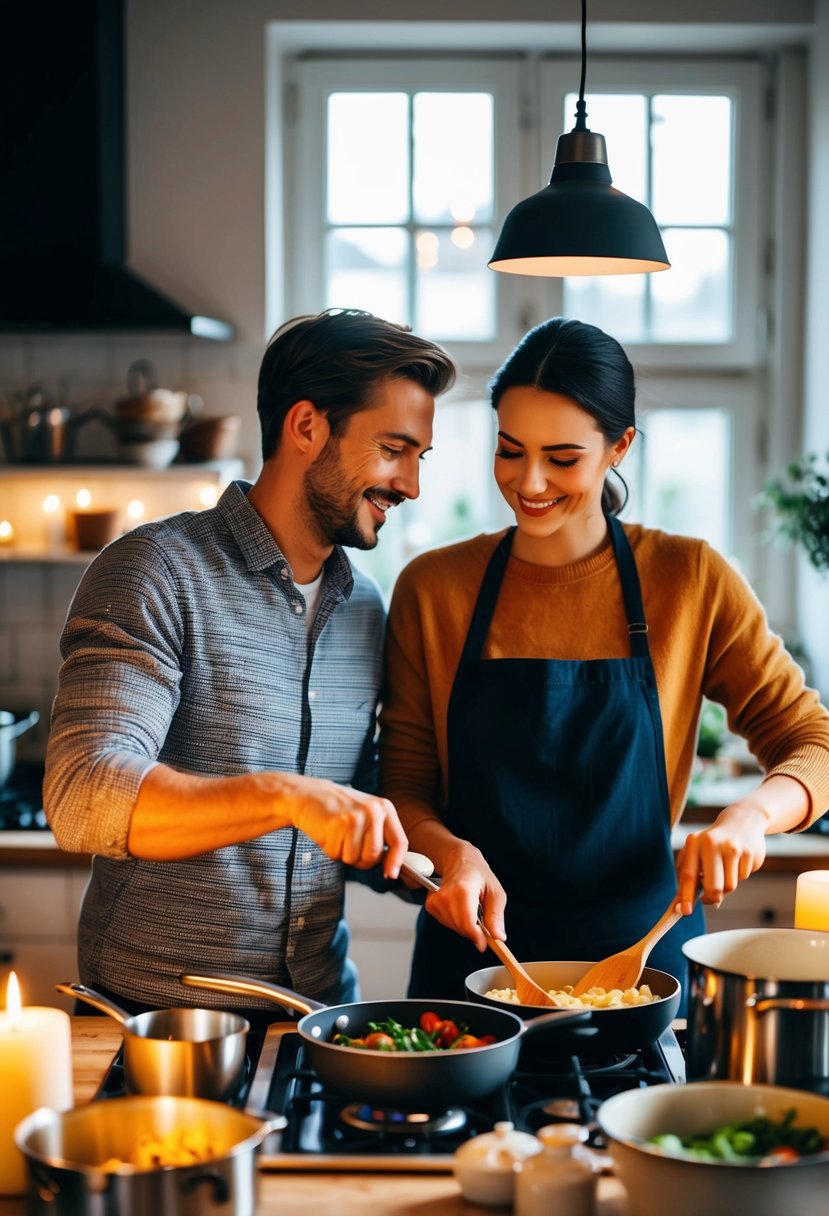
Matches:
[649,1109,827,1165]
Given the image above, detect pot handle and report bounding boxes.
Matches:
[5,709,40,740]
[55,981,133,1024]
[747,995,829,1016]
[180,971,327,1015]
[520,1008,594,1037]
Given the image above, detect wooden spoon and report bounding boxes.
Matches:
[570,897,682,997]
[399,856,560,1008]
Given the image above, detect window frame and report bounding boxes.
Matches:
[284,55,526,373]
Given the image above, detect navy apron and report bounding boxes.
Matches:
[407,516,703,1014]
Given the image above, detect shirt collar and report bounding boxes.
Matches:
[217,479,354,597]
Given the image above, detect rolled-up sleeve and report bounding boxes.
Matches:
[44,535,184,857]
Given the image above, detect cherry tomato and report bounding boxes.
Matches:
[760,1145,800,1166]
[363,1032,396,1051]
[419,1011,441,1034]
[435,1019,461,1049]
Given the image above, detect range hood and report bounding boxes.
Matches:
[0,1,234,340]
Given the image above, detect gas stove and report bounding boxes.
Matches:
[96,1018,686,1172]
[247,1020,686,1171]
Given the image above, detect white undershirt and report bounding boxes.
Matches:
[296,572,324,630]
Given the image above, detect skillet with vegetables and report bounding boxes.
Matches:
[332,1010,497,1052]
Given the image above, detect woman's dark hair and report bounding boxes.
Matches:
[489,317,635,515]
[257,308,456,460]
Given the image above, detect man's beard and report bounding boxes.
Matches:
[304,439,380,551]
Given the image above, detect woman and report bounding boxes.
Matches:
[379,317,829,1006]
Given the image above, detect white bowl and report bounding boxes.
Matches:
[117,439,180,469]
[598,1081,829,1216]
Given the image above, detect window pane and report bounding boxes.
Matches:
[326,229,408,324]
[652,96,732,226]
[415,227,496,341]
[328,94,409,224]
[413,93,494,224]
[563,274,646,343]
[652,228,731,342]
[564,93,647,201]
[626,409,730,554]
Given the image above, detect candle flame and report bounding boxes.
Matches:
[5,970,22,1022]
[0,519,13,541]
[76,488,92,509]
[42,494,61,515]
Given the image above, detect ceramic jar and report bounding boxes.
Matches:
[453,1120,542,1208]
[514,1122,597,1216]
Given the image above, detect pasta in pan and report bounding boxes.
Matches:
[483,983,660,1009]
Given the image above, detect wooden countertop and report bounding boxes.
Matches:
[0,1018,631,1216]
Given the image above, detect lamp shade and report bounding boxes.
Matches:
[489,131,670,277]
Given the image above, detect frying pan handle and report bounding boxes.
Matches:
[180,971,326,1015]
[55,981,132,1024]
[520,1008,594,1037]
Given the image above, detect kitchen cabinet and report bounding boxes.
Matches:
[0,865,89,1011]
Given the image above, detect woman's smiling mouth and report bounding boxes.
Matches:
[517,493,566,517]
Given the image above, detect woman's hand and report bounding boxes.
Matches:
[675,801,769,914]
[420,842,507,952]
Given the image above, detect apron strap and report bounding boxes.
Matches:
[460,528,516,664]
[607,515,651,659]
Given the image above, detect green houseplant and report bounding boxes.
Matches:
[756,451,829,576]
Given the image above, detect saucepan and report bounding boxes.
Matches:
[180,971,593,1108]
[15,1096,284,1216]
[682,927,829,1089]
[55,982,249,1100]
[465,960,681,1054]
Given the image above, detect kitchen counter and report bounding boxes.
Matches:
[0,1018,631,1216]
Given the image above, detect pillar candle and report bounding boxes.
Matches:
[0,972,73,1195]
[794,870,829,931]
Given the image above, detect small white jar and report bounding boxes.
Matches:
[453,1120,542,1209]
[514,1123,597,1216]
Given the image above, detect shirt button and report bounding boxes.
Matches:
[302,851,312,865]
[296,916,306,929]
[280,568,290,580]
[293,602,303,614]
[308,689,317,701]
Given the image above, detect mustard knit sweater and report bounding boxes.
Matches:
[380,524,829,831]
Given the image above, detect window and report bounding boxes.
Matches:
[280,50,774,596]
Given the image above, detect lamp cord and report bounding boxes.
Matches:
[575,0,588,131]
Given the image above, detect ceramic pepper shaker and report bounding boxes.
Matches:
[453,1119,542,1208]
[514,1122,597,1216]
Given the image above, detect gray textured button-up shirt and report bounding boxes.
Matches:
[44,481,385,1010]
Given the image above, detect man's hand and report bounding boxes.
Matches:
[284,775,408,879]
[675,801,768,914]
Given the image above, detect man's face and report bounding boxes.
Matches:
[304,377,435,550]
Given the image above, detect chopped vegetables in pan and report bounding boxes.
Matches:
[648,1108,829,1165]
[332,1011,497,1052]
[484,983,660,1008]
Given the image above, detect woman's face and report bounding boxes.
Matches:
[494,386,633,562]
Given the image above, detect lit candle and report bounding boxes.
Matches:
[0,520,14,546]
[795,870,829,931]
[0,972,73,1195]
[41,494,64,551]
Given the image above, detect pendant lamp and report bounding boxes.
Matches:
[488,0,670,277]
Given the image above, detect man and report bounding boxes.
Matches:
[44,308,455,1015]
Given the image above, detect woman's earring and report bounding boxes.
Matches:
[611,459,620,468]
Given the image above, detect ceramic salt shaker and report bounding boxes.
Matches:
[453,1120,542,1208]
[514,1122,597,1216]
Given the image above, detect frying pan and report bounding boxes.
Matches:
[464,960,680,1054]
[180,972,593,1108]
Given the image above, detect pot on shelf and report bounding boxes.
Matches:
[0,709,40,789]
[0,388,99,464]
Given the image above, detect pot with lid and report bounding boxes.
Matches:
[0,387,99,463]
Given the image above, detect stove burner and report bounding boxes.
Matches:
[340,1103,468,1136]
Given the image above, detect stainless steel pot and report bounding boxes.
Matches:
[683,928,829,1090]
[56,983,249,1100]
[0,388,100,463]
[14,1096,284,1216]
[0,709,39,788]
